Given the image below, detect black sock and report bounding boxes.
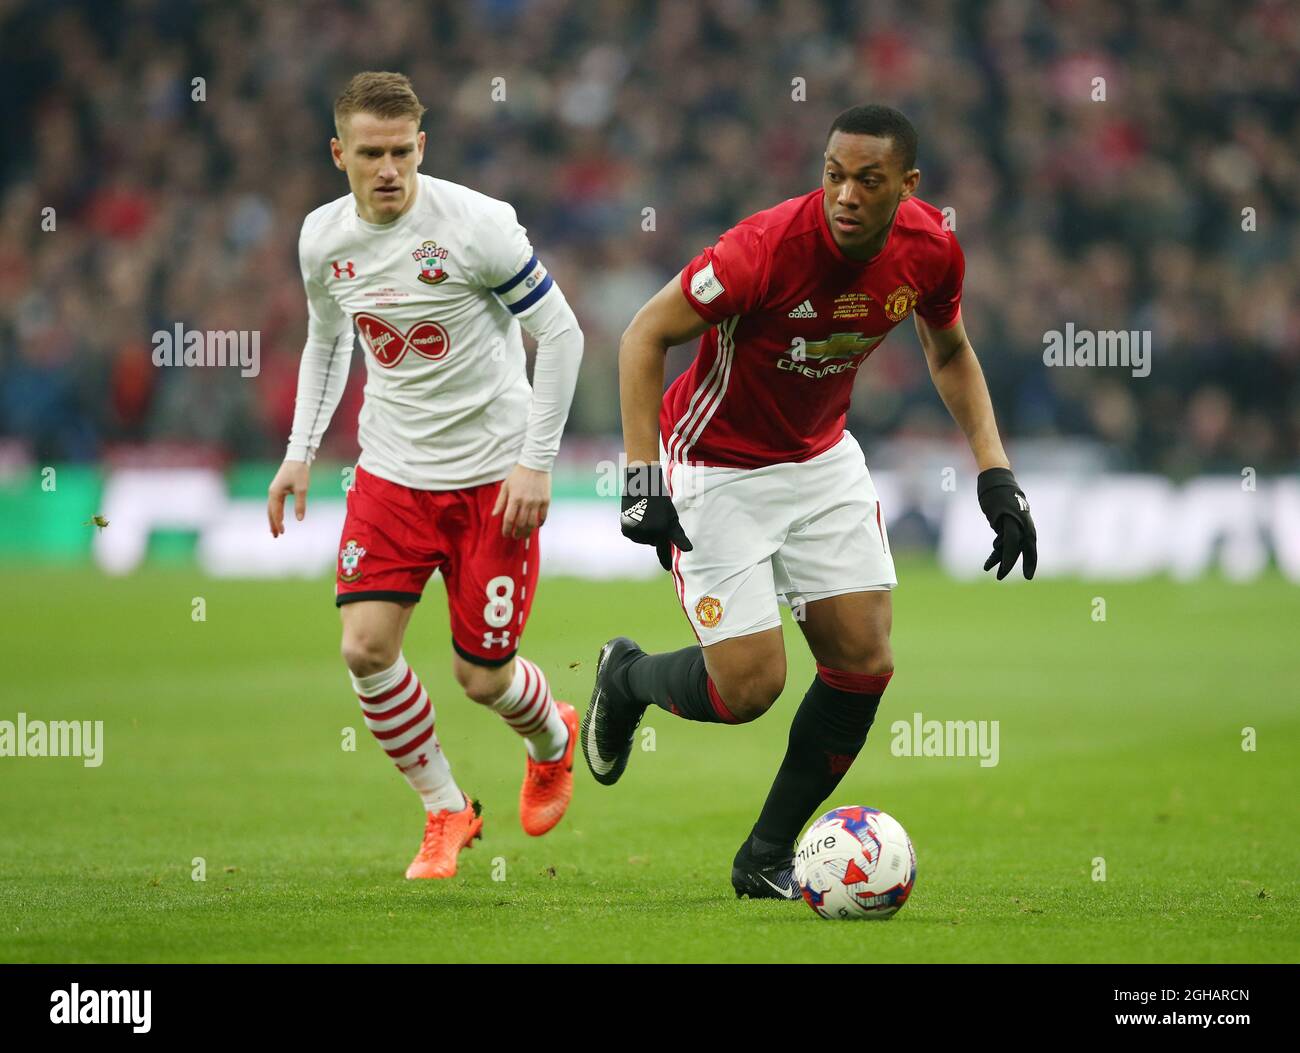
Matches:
[623,646,737,723]
[736,831,793,867]
[750,667,891,851]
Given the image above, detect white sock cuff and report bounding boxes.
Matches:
[349,654,410,698]
[487,658,528,710]
[517,657,549,694]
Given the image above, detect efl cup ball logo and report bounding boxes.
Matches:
[339,539,367,583]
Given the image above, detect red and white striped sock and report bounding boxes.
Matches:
[350,655,464,814]
[487,657,568,762]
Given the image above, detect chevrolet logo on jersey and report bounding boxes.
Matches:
[779,331,885,378]
[799,332,883,361]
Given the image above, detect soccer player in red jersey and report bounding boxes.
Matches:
[582,105,1037,898]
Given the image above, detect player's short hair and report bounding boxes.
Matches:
[334,71,427,138]
[827,105,918,172]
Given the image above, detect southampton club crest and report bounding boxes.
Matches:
[884,284,920,322]
[411,240,450,285]
[339,539,367,583]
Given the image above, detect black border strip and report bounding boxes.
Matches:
[335,590,422,607]
[452,637,517,667]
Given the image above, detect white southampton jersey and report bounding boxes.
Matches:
[287,173,583,490]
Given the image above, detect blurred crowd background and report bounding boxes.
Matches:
[1,0,1297,476]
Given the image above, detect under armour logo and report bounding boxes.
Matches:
[483,631,512,648]
[332,260,356,280]
[622,498,647,525]
[398,753,428,773]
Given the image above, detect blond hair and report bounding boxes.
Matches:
[333,71,426,138]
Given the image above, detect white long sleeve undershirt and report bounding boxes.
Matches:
[516,286,584,473]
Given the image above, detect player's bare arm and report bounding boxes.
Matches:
[915,312,1037,579]
[618,275,711,465]
[267,459,310,537]
[914,313,1010,472]
[616,275,707,567]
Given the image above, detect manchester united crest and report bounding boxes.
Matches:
[884,284,920,322]
[411,240,449,285]
[695,595,723,629]
[339,539,367,583]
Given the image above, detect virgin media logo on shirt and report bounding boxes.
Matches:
[355,313,451,368]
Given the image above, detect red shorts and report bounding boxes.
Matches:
[335,465,540,666]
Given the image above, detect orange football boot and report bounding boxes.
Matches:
[519,701,578,836]
[405,795,483,879]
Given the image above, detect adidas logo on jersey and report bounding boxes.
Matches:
[788,300,817,318]
[622,498,648,525]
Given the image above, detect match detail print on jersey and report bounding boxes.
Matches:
[492,254,553,315]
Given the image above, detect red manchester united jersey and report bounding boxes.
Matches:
[662,190,964,468]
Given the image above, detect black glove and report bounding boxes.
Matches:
[620,464,693,572]
[977,467,1037,580]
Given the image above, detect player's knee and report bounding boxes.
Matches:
[828,649,893,679]
[454,659,512,705]
[861,650,894,678]
[717,670,785,723]
[340,628,399,678]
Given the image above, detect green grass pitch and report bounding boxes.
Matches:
[1,560,1297,963]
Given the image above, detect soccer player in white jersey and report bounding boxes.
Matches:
[267,73,585,879]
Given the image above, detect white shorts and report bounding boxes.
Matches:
[662,431,897,646]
